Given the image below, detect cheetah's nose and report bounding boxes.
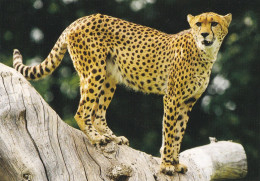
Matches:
[201,33,209,38]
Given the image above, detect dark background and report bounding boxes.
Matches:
[0,0,259,180]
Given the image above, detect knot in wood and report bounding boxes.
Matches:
[22,173,32,181]
[107,164,132,181]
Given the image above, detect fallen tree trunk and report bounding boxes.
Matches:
[0,63,247,181]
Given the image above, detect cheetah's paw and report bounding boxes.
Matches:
[114,136,129,145]
[92,134,112,146]
[174,163,188,173]
[160,164,175,176]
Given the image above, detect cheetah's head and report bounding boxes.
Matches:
[187,12,232,51]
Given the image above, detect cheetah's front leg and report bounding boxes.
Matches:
[160,95,191,175]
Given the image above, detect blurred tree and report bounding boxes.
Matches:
[0,0,259,180]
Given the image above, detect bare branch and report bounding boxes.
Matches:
[0,63,247,181]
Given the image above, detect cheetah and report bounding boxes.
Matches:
[13,12,232,175]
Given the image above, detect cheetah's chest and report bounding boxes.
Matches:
[193,75,210,98]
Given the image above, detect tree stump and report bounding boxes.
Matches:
[0,63,247,181]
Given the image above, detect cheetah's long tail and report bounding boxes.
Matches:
[13,33,67,80]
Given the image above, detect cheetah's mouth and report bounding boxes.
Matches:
[202,40,214,46]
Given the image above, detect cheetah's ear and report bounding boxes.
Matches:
[223,13,232,27]
[187,14,194,25]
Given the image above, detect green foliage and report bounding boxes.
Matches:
[0,0,259,180]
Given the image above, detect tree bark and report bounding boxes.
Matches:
[0,63,247,181]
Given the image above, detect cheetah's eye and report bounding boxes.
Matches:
[196,22,201,27]
[211,22,218,27]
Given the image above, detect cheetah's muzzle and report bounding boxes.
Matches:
[202,39,214,46]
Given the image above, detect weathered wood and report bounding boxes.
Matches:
[0,63,247,181]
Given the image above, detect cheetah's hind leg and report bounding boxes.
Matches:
[93,76,129,145]
[70,57,112,145]
[74,91,112,146]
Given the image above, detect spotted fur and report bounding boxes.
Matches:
[13,12,231,175]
